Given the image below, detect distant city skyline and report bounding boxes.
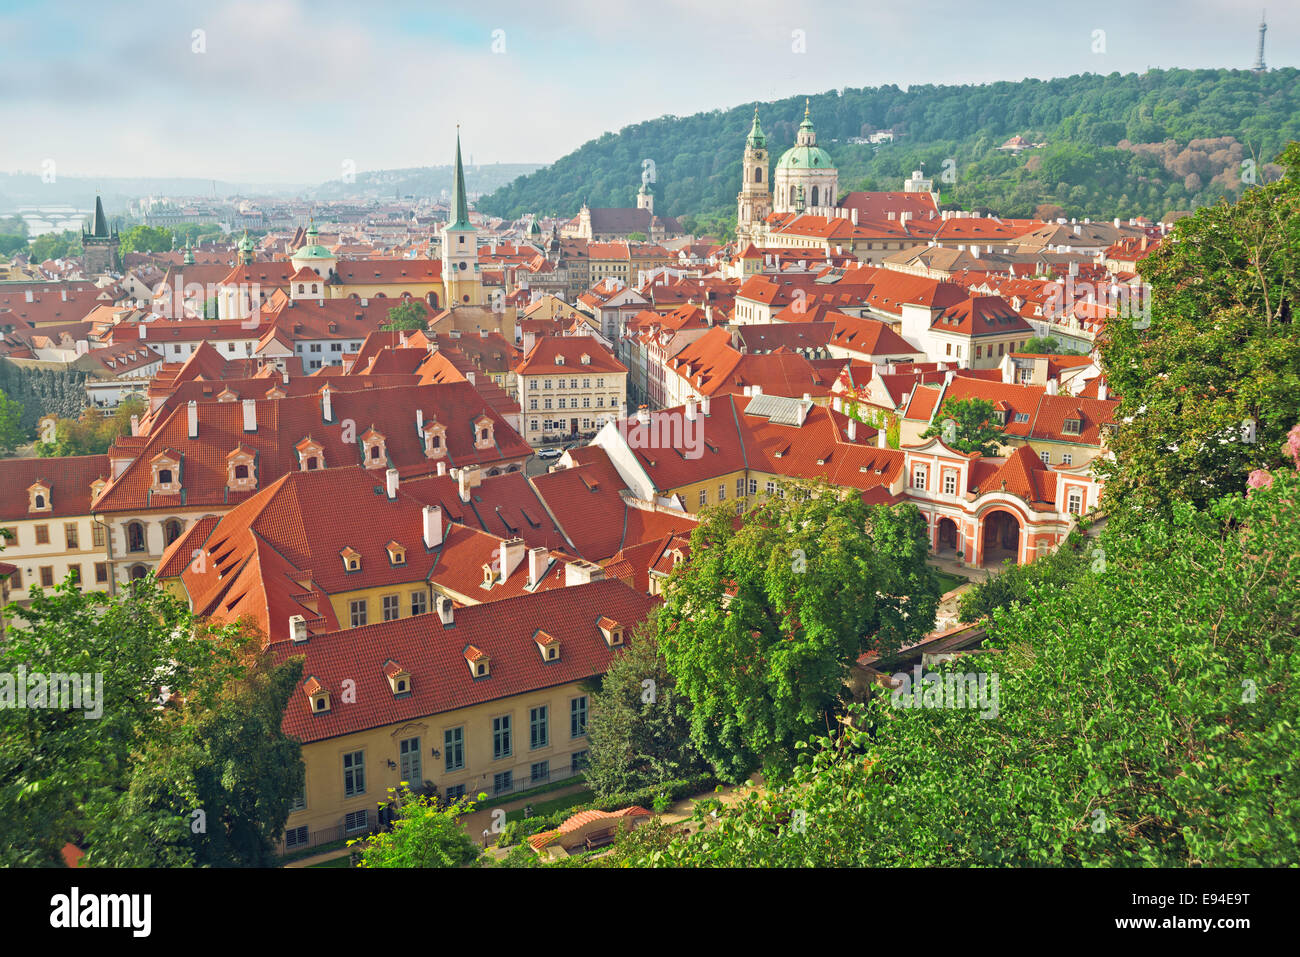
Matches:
[0,0,1294,183]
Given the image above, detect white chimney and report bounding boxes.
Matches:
[242,398,257,432]
[1046,378,1059,396]
[851,208,859,226]
[701,395,711,415]
[416,409,424,431]
[499,537,525,583]
[138,323,147,340]
[458,466,480,503]
[467,371,476,385]
[436,460,446,477]
[847,418,857,441]
[1002,362,1015,384]
[752,385,762,397]
[320,386,332,422]
[564,558,605,586]
[637,406,650,426]
[385,467,399,499]
[684,396,696,421]
[129,414,140,437]
[832,395,843,412]
[282,371,289,384]
[422,505,443,547]
[60,289,67,302]
[1097,380,1109,401]
[437,595,454,625]
[527,546,549,587]
[187,400,198,438]
[24,290,33,303]
[289,615,308,643]
[877,426,888,449]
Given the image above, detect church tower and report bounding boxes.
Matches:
[736,109,771,246]
[81,194,121,275]
[442,128,483,307]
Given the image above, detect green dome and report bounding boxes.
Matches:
[294,244,335,261]
[776,144,833,170]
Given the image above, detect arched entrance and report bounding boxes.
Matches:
[981,509,1021,567]
[935,517,959,557]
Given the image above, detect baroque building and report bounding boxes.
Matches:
[772,101,838,216]
[735,109,772,247]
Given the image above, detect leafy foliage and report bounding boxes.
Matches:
[382,300,428,331]
[921,397,1002,456]
[656,486,939,782]
[352,785,481,868]
[35,397,143,457]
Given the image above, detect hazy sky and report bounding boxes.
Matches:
[0,0,1292,183]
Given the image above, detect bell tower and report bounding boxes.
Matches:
[736,108,771,246]
[442,127,483,307]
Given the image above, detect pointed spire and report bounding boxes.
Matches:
[90,194,109,238]
[747,107,766,149]
[449,126,472,230]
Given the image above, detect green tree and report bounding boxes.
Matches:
[585,613,707,799]
[1021,335,1082,355]
[657,485,939,782]
[118,225,175,256]
[353,785,482,868]
[382,300,429,331]
[1098,141,1300,512]
[922,396,1002,456]
[0,389,26,453]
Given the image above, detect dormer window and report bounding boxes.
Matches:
[361,427,386,469]
[580,354,591,365]
[535,630,561,662]
[1063,417,1082,436]
[464,645,490,678]
[150,451,182,495]
[474,414,495,451]
[296,437,325,471]
[387,541,406,566]
[598,616,624,647]
[226,447,256,492]
[340,546,361,573]
[555,354,565,366]
[383,660,411,696]
[304,676,330,713]
[422,419,447,459]
[28,482,51,513]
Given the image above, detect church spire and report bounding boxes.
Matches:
[449,127,471,230]
[747,107,766,149]
[90,193,109,238]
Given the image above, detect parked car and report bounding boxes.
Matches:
[537,447,562,459]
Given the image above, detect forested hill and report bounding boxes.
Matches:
[478,68,1299,232]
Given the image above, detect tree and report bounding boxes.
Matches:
[382,300,429,331]
[0,389,25,453]
[0,576,301,866]
[602,462,1300,867]
[1097,141,1300,512]
[1021,335,1081,355]
[118,225,175,256]
[585,612,707,799]
[921,396,1002,456]
[353,785,482,868]
[626,231,648,242]
[35,399,140,457]
[656,485,940,782]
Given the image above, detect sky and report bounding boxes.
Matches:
[0,0,1294,183]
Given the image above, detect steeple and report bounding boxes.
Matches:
[747,107,766,149]
[183,238,195,266]
[796,99,816,146]
[449,127,471,230]
[89,194,110,238]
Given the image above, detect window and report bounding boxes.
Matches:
[766,480,776,495]
[529,399,537,410]
[558,398,566,409]
[1040,452,1051,465]
[1063,418,1081,436]
[343,751,365,797]
[571,750,589,773]
[570,696,588,738]
[40,566,55,587]
[445,784,466,803]
[943,472,957,495]
[1062,453,1073,466]
[544,379,552,390]
[68,565,81,586]
[285,826,308,849]
[912,465,927,490]
[344,809,368,833]
[698,488,707,507]
[444,727,465,772]
[718,483,726,501]
[736,477,745,498]
[349,599,367,628]
[382,594,400,621]
[1014,412,1030,423]
[493,715,512,759]
[35,524,50,545]
[748,478,758,495]
[493,771,513,795]
[95,562,108,583]
[544,398,552,410]
[529,705,549,750]
[411,591,428,616]
[126,522,145,552]
[64,523,79,549]
[1067,490,1084,515]
[92,524,106,548]
[531,760,549,783]
[399,736,422,784]
[596,378,604,388]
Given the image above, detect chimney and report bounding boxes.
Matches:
[877,426,888,449]
[1046,378,1059,396]
[187,400,198,438]
[684,396,696,421]
[944,370,955,387]
[422,505,443,547]
[385,467,399,499]
[416,409,424,431]
[289,615,308,643]
[138,323,147,340]
[320,385,332,422]
[437,595,454,625]
[851,208,859,226]
[60,289,67,302]
[752,385,762,397]
[637,405,650,426]
[24,290,33,303]
[1002,361,1015,384]
[527,546,549,587]
[832,395,842,412]
[1097,379,1108,401]
[242,398,257,432]
[499,537,526,583]
[129,414,140,437]
[847,418,857,441]
[467,371,476,385]
[458,465,481,502]
[436,460,446,477]
[565,558,605,586]
[701,395,711,416]
[282,371,289,385]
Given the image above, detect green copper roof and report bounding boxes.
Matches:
[777,143,833,170]
[746,108,766,149]
[448,130,472,230]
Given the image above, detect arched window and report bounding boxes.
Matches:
[306,457,319,471]
[130,564,149,580]
[34,493,45,509]
[427,293,440,309]
[297,284,304,294]
[127,522,146,553]
[234,464,249,479]
[163,519,183,546]
[158,469,173,485]
[811,186,819,208]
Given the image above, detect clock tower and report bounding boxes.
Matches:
[736,109,771,247]
[442,128,483,307]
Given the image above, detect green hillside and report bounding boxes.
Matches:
[478,68,1299,232]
